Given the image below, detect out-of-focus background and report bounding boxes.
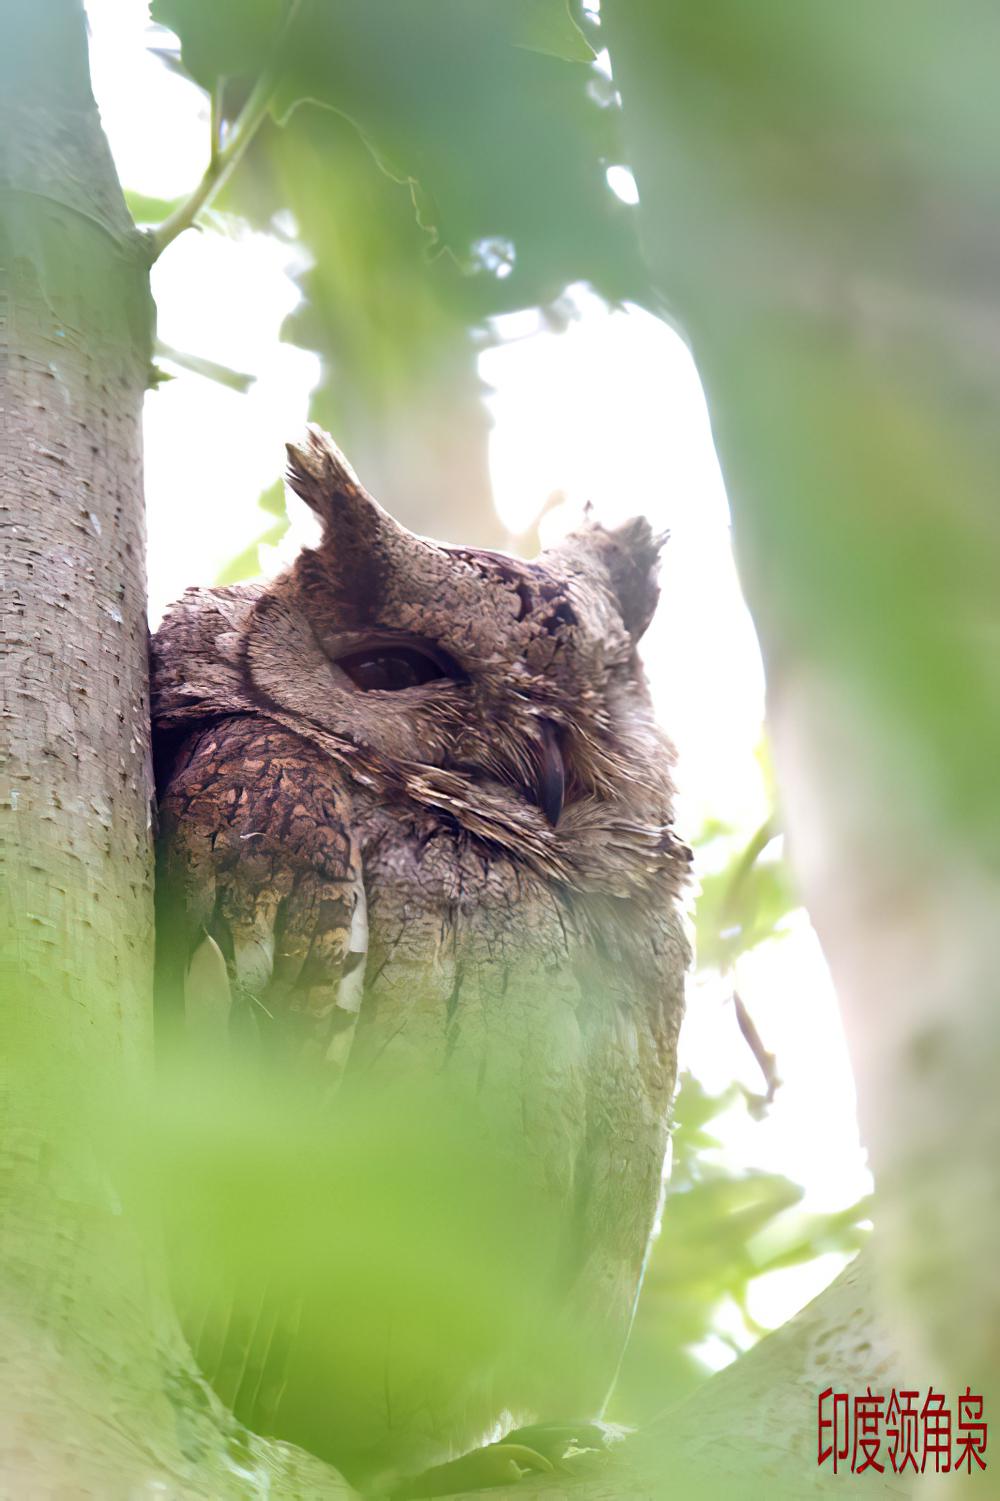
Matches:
[85,0,872,1418]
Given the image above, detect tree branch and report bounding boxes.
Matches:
[149,0,302,260]
[439,1248,901,1500]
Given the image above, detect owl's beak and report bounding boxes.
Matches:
[534,720,565,827]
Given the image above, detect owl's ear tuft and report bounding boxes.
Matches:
[605,517,665,640]
[286,424,367,517]
[285,427,438,619]
[572,516,666,641]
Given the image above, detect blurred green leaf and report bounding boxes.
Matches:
[257,477,287,517]
[151,0,646,540]
[151,0,285,85]
[216,480,289,583]
[511,0,596,63]
[745,1197,874,1276]
[120,1046,588,1467]
[691,816,739,847]
[616,1073,870,1421]
[154,1,642,293]
[273,8,634,277]
[155,340,256,392]
[668,1075,746,1165]
[126,188,184,226]
[694,826,798,971]
[602,0,1000,863]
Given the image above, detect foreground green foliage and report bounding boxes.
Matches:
[9,0,993,1493]
[146,0,646,540]
[136,0,873,1428]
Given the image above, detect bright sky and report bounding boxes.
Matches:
[85,0,871,1353]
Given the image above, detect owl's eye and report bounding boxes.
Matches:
[334,644,451,692]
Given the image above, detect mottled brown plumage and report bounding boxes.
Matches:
[152,426,690,1493]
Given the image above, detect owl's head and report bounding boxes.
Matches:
[156,426,682,879]
[233,426,675,845]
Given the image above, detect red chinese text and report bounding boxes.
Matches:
[818,1386,988,1475]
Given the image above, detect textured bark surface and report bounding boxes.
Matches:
[0,5,354,1497]
[0,4,152,1065]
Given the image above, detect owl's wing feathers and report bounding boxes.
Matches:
[156,715,367,1435]
[156,715,366,1071]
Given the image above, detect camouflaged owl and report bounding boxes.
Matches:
[151,426,689,1496]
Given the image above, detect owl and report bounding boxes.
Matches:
[151,427,690,1496]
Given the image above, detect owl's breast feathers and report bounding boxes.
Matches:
[155,714,367,1067]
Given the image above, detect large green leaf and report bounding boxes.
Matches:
[154,0,629,273]
[511,0,596,63]
[602,0,1000,864]
[153,0,285,84]
[152,0,646,542]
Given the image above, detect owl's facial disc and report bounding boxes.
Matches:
[327,628,565,824]
[274,428,670,831]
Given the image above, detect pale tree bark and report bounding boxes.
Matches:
[0,4,351,1495]
[439,1247,901,1500]
[599,5,1000,1498]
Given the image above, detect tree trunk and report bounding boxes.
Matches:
[0,4,351,1495]
[600,8,1000,1493]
